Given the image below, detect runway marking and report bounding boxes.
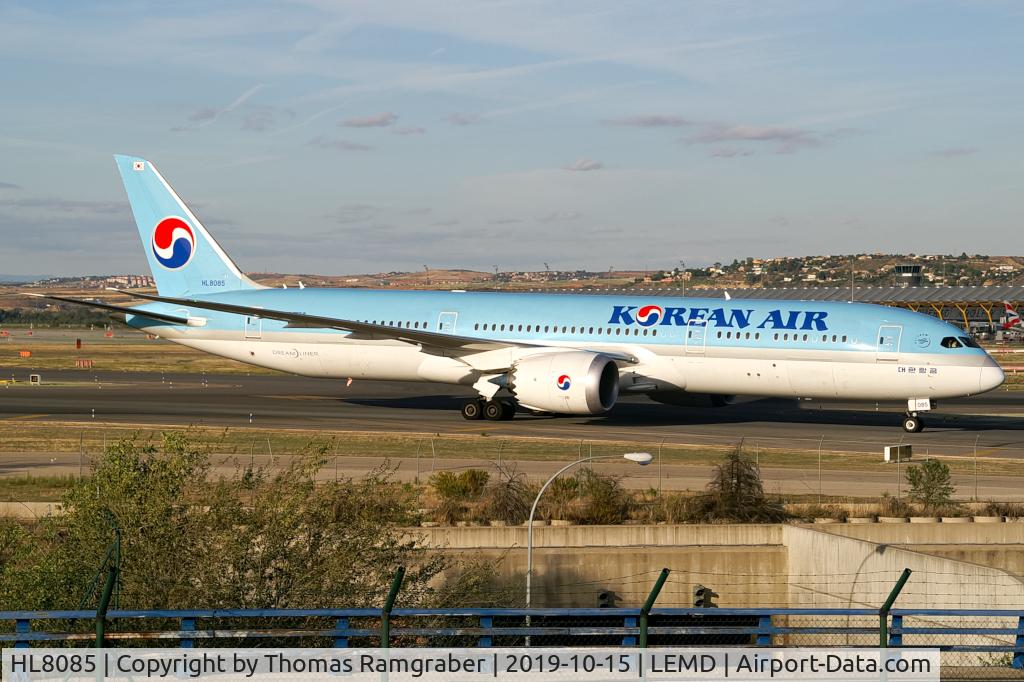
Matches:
[6,414,47,420]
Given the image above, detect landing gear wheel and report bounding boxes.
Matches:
[902,415,924,433]
[484,399,515,421]
[461,399,484,420]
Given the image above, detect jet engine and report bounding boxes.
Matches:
[509,351,619,415]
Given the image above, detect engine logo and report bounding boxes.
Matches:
[556,374,571,390]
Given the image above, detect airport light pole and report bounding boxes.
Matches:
[525,452,654,611]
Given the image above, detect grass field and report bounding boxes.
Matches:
[0,474,77,502]
[0,329,275,375]
[1,419,1021,477]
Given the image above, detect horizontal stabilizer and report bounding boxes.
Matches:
[25,293,192,325]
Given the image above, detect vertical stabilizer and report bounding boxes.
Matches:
[114,155,262,296]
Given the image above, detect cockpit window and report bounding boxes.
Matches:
[959,336,981,348]
[940,337,962,349]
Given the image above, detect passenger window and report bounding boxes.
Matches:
[643,329,648,336]
[802,334,808,341]
[544,325,549,332]
[774,333,779,341]
[597,328,602,335]
[652,329,657,337]
[562,326,568,333]
[745,332,751,339]
[842,335,847,342]
[783,333,789,341]
[717,331,722,338]
[754,333,759,340]
[832,335,837,342]
[589,327,594,334]
[500,324,506,331]
[941,337,962,348]
[616,329,621,336]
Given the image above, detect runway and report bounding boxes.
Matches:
[1,368,1023,458]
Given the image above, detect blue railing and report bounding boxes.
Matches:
[0,607,1021,669]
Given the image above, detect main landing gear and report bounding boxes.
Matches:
[902,413,925,433]
[461,398,516,421]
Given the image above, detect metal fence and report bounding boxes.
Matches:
[0,607,1021,677]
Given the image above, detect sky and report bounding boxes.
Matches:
[1,1,1022,276]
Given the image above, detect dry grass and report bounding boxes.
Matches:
[0,420,1021,479]
[0,332,275,375]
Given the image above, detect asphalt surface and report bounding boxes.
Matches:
[1,368,1023,457]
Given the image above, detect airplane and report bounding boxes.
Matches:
[1002,301,1021,330]
[34,155,1005,433]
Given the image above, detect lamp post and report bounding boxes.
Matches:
[525,452,654,611]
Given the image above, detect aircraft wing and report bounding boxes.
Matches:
[24,293,193,326]
[113,290,530,352]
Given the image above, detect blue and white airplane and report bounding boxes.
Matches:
[39,156,1004,433]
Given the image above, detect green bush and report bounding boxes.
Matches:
[686,446,787,523]
[572,469,632,525]
[984,501,1024,518]
[480,465,533,525]
[429,469,489,501]
[647,492,697,523]
[905,459,956,513]
[0,433,496,611]
[538,476,579,520]
[878,493,912,518]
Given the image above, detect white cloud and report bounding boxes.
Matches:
[341,112,398,127]
[445,112,481,126]
[605,114,690,128]
[307,135,372,151]
[564,158,603,172]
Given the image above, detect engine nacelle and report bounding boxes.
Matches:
[648,391,736,408]
[510,351,619,415]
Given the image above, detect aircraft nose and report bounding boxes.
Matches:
[979,360,1005,393]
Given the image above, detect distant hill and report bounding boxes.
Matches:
[0,274,52,284]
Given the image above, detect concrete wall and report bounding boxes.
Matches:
[414,524,786,608]
[823,522,1024,545]
[781,524,1024,664]
[411,524,783,549]
[783,525,1024,610]
[415,523,1024,613]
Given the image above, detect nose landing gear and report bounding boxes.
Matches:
[902,413,924,433]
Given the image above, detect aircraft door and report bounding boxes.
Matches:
[244,315,262,340]
[437,311,458,334]
[876,325,902,362]
[684,319,707,354]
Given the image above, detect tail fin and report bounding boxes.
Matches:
[114,155,262,296]
[1004,301,1021,329]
